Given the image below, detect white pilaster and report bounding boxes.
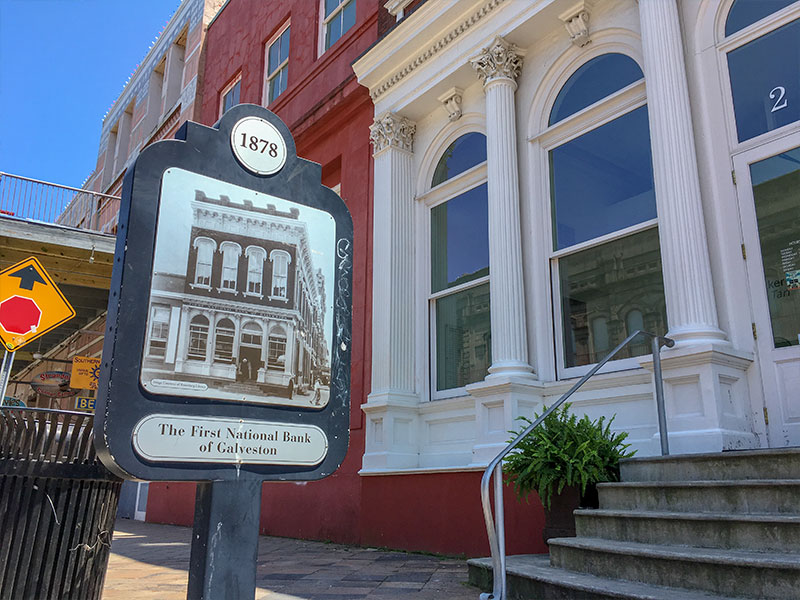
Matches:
[470,36,535,379]
[638,0,726,346]
[363,112,419,470]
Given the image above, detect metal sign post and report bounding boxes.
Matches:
[94,105,353,600]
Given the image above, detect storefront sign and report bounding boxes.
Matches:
[75,396,95,411]
[31,371,75,398]
[71,356,101,390]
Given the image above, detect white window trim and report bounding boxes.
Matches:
[146,305,171,359]
[219,74,242,118]
[264,21,290,105]
[715,4,800,152]
[540,57,659,380]
[191,236,216,290]
[423,148,490,401]
[319,0,354,55]
[269,248,292,301]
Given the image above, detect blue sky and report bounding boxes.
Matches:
[0,0,181,188]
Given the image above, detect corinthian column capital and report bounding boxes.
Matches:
[470,36,525,87]
[369,112,416,155]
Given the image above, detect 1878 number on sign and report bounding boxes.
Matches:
[231,116,287,175]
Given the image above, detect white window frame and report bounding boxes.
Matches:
[219,241,242,294]
[264,22,290,105]
[213,318,236,363]
[715,2,800,153]
[188,315,210,361]
[147,305,171,358]
[319,0,355,55]
[191,237,216,289]
[421,157,490,400]
[219,74,242,117]
[269,249,292,301]
[539,64,661,379]
[245,245,266,298]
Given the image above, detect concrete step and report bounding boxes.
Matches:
[548,537,800,599]
[467,554,738,600]
[620,448,800,482]
[598,479,800,514]
[574,509,800,552]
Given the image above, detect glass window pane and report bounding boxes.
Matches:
[559,228,667,367]
[727,19,800,143]
[436,284,491,390]
[342,0,356,33]
[326,16,341,49]
[431,132,487,187]
[325,0,340,17]
[749,147,800,347]
[549,54,643,125]
[550,106,656,250]
[725,0,797,36]
[269,38,281,74]
[281,27,290,62]
[431,183,489,293]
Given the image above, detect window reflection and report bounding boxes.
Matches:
[431,183,489,293]
[431,132,487,187]
[436,284,491,391]
[725,0,797,36]
[727,19,800,143]
[750,148,800,347]
[550,106,656,250]
[549,54,643,125]
[559,228,667,367]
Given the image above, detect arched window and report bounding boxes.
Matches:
[268,325,287,369]
[547,53,667,370]
[245,246,266,295]
[431,132,487,187]
[214,318,235,363]
[270,249,292,299]
[188,315,209,360]
[219,241,241,291]
[724,1,800,142]
[193,237,216,287]
[428,132,491,395]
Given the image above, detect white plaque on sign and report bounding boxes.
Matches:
[230,117,287,175]
[132,415,328,466]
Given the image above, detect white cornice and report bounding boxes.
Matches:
[354,0,507,102]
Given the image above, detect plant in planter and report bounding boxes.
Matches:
[503,403,635,543]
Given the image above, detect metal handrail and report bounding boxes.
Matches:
[479,330,674,600]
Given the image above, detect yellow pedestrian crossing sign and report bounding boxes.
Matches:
[0,257,76,351]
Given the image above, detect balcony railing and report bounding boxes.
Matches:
[0,172,121,234]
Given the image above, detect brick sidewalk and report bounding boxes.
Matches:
[102,519,476,599]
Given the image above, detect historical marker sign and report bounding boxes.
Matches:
[94,105,353,599]
[0,257,75,351]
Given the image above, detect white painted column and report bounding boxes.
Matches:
[368,112,417,398]
[638,0,726,345]
[470,37,535,378]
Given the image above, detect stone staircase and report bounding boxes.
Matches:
[468,448,800,599]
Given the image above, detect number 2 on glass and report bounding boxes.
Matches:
[770,86,788,113]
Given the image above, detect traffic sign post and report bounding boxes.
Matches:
[95,105,353,599]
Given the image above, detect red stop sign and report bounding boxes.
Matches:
[0,296,42,335]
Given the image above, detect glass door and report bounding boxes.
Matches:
[734,132,800,447]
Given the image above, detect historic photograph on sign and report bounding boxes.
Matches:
[140,168,335,409]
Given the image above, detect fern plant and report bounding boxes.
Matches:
[503,403,635,510]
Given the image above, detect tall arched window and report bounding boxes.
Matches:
[270,249,291,300]
[193,237,216,287]
[219,241,241,291]
[268,325,287,369]
[546,53,667,370]
[214,318,235,363]
[427,132,491,396]
[188,315,209,360]
[245,246,266,295]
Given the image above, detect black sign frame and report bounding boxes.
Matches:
[94,105,353,484]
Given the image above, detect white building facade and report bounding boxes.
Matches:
[354,0,800,474]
